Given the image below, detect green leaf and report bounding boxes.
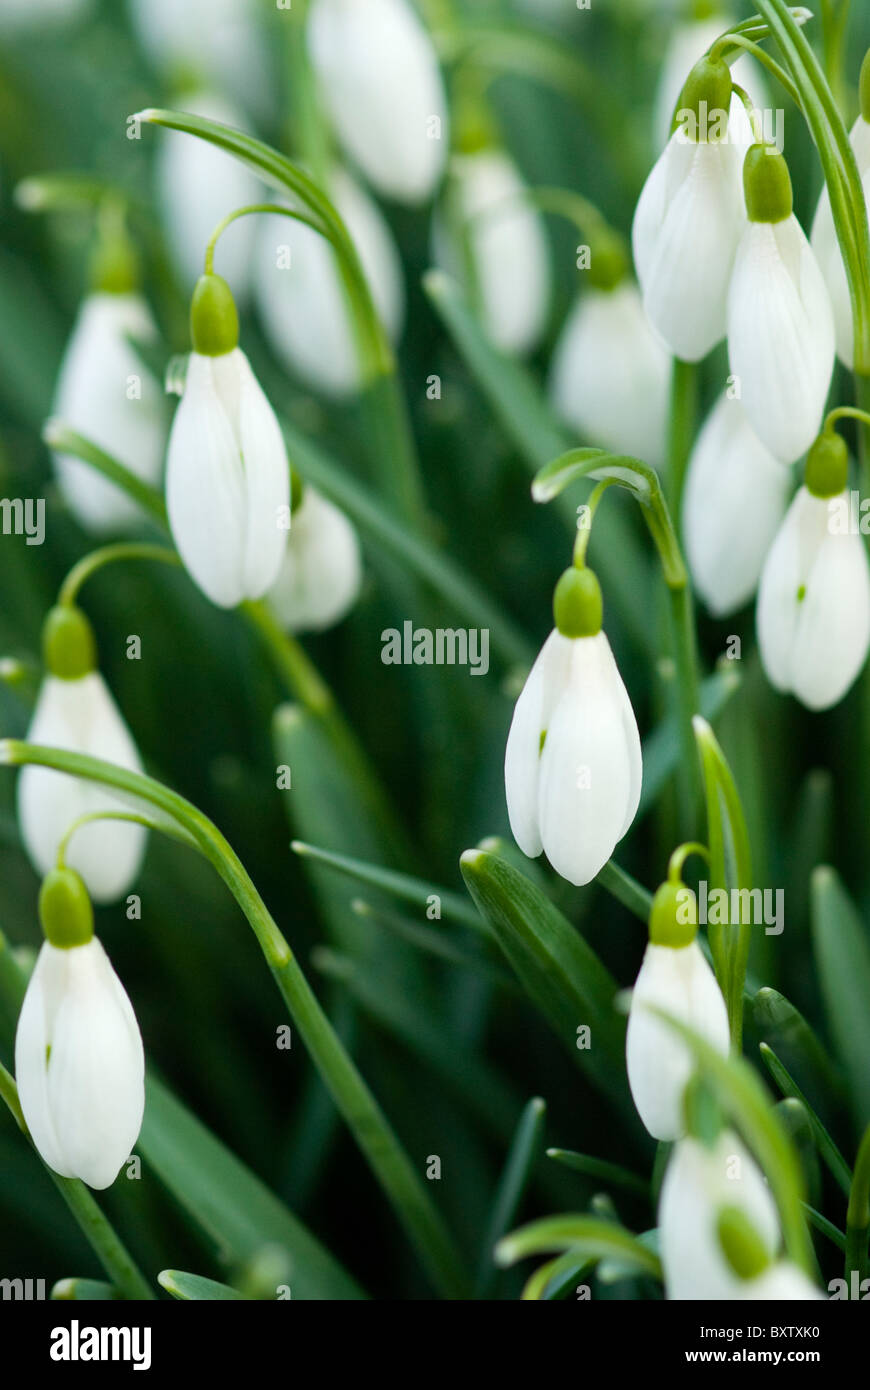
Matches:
[51,1279,122,1301]
[546,1149,649,1200]
[752,986,845,1120]
[459,847,634,1119]
[639,665,741,819]
[158,1270,250,1301]
[496,1214,662,1281]
[140,1076,365,1301]
[759,1042,852,1196]
[476,1097,547,1295]
[810,866,870,1128]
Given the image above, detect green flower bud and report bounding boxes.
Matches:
[587,230,630,292]
[675,56,733,143]
[805,429,848,498]
[39,868,94,950]
[190,273,239,356]
[861,51,870,124]
[716,1205,772,1281]
[553,566,602,638]
[42,605,97,681]
[89,203,140,295]
[743,144,793,224]
[648,880,698,948]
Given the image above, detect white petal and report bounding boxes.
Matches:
[504,630,573,860]
[268,488,362,632]
[633,134,744,361]
[736,1262,824,1300]
[166,352,247,608]
[727,216,835,463]
[683,392,792,616]
[308,0,448,203]
[129,0,269,119]
[626,941,729,1141]
[45,939,144,1189]
[790,497,870,709]
[548,284,672,468]
[233,352,291,599]
[17,674,146,903]
[52,293,165,531]
[15,944,74,1178]
[810,117,870,371]
[659,1131,781,1300]
[537,632,639,885]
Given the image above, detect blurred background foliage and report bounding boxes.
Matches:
[1,0,869,1300]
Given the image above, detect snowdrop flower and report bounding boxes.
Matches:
[654,12,770,154]
[715,1207,823,1300]
[307,0,448,204]
[15,867,144,1190]
[757,430,870,710]
[268,481,362,633]
[166,273,290,609]
[505,566,641,886]
[156,90,262,302]
[434,146,551,355]
[626,880,728,1141]
[51,221,164,532]
[728,144,835,464]
[683,392,792,616]
[659,1129,781,1300]
[633,56,744,361]
[810,59,870,370]
[549,241,671,468]
[18,607,146,904]
[128,0,269,117]
[254,169,404,397]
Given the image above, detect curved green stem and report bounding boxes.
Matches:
[666,360,697,533]
[0,740,468,1299]
[204,203,326,276]
[710,34,802,108]
[58,543,180,608]
[572,479,616,568]
[846,1123,870,1288]
[56,809,197,865]
[667,841,711,884]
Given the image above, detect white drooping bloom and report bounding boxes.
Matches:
[156,90,262,301]
[757,485,870,710]
[128,0,268,116]
[727,205,835,464]
[654,15,770,153]
[17,675,147,904]
[166,347,290,609]
[549,281,671,469]
[505,627,642,887]
[434,149,551,355]
[811,115,870,370]
[731,1262,824,1301]
[16,937,144,1189]
[683,392,792,617]
[254,170,404,397]
[268,487,362,633]
[659,1131,781,1300]
[307,0,448,204]
[626,939,729,1142]
[51,293,165,531]
[632,122,744,361]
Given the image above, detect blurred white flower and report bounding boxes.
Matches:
[731,1262,824,1300]
[254,169,404,398]
[51,292,165,532]
[626,937,729,1141]
[549,281,671,468]
[505,571,641,886]
[166,345,290,610]
[156,90,262,302]
[727,154,835,464]
[16,935,144,1189]
[268,487,362,633]
[683,392,792,617]
[434,148,551,355]
[128,0,269,116]
[757,484,870,710]
[811,115,870,370]
[308,0,448,204]
[659,1131,780,1300]
[18,673,147,903]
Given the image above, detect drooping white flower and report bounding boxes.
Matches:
[727,144,835,464]
[156,90,262,302]
[633,57,744,362]
[254,169,404,397]
[268,486,362,633]
[549,280,671,469]
[166,274,290,609]
[811,114,870,370]
[626,883,729,1142]
[18,609,147,905]
[434,147,551,355]
[756,437,870,710]
[16,870,144,1190]
[505,568,641,887]
[654,14,770,154]
[51,292,165,532]
[683,392,792,617]
[307,0,448,204]
[659,1131,781,1300]
[128,0,269,117]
